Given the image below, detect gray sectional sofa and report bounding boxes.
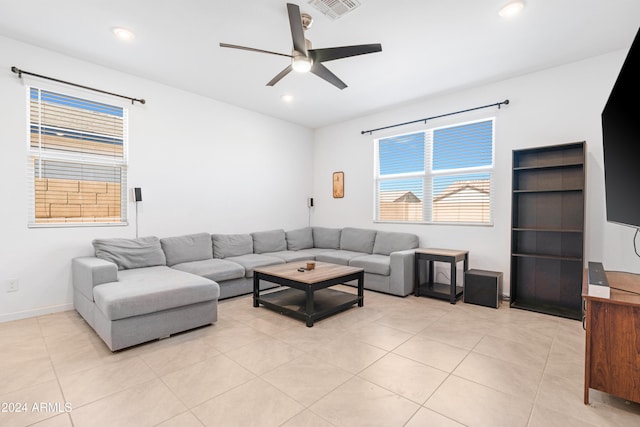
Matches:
[72,227,419,351]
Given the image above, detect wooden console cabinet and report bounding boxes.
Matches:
[583,270,640,404]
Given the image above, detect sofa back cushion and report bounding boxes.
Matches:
[312,227,342,249]
[160,233,213,266]
[286,227,313,250]
[340,227,377,253]
[252,229,287,254]
[372,231,419,256]
[212,234,253,258]
[93,236,167,270]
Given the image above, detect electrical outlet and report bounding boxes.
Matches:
[6,278,19,292]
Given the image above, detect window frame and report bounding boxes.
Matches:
[26,86,129,228]
[374,117,495,226]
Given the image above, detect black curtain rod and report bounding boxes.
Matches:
[11,66,146,105]
[361,99,509,135]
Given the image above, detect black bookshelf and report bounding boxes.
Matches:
[510,142,585,320]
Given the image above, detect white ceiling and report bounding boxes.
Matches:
[0,0,638,128]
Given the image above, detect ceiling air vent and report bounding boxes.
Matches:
[307,0,362,20]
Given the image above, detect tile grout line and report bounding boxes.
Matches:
[525,320,564,427]
[415,323,483,426]
[37,315,75,427]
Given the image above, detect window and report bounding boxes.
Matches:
[374,118,494,224]
[27,87,128,226]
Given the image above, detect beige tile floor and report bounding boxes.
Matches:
[1,286,639,427]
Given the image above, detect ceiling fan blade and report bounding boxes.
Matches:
[287,3,307,55]
[311,63,347,90]
[219,43,292,59]
[309,44,382,63]
[267,65,293,86]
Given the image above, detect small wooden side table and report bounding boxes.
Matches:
[414,248,469,304]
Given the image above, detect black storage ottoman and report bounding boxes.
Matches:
[464,269,503,308]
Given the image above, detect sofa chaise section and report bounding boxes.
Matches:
[73,236,220,351]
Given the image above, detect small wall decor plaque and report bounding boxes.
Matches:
[333,171,344,198]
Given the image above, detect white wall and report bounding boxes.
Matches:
[2,35,636,322]
[312,49,640,293]
[0,36,314,321]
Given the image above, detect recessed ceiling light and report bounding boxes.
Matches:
[112,27,135,41]
[499,0,525,18]
[281,94,294,102]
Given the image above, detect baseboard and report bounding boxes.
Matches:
[0,303,74,323]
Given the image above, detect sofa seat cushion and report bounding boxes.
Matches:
[315,250,368,266]
[93,266,219,321]
[302,248,336,257]
[171,259,245,282]
[263,251,315,263]
[225,254,285,278]
[160,233,213,266]
[349,254,391,276]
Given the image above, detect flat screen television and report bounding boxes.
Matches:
[602,26,640,228]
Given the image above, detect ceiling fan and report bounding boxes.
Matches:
[219,3,382,89]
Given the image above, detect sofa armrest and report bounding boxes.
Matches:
[72,257,118,301]
[389,249,416,296]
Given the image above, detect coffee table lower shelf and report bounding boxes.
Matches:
[257,288,361,327]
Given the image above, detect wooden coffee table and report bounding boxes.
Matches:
[253,261,364,327]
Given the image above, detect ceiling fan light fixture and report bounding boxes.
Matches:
[498,0,525,18]
[292,55,313,73]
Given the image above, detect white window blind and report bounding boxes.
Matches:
[27,87,128,227]
[374,118,494,224]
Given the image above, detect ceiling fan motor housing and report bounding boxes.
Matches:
[294,38,313,55]
[301,13,313,30]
